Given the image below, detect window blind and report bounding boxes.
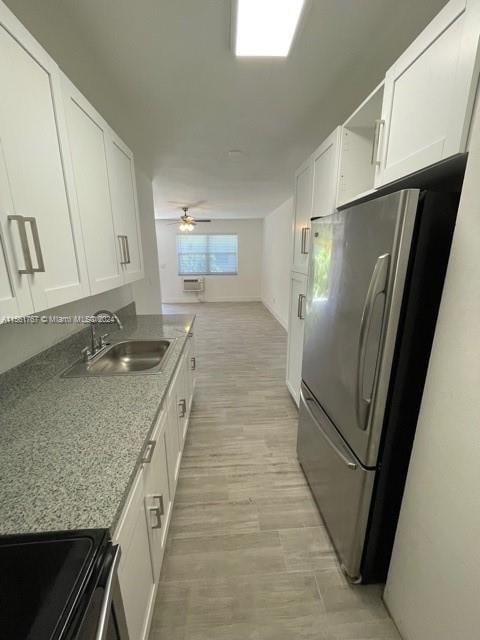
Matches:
[177,234,238,275]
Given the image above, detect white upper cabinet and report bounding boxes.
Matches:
[0,8,89,314]
[312,128,341,218]
[376,0,480,186]
[107,134,144,283]
[337,83,384,207]
[292,157,313,274]
[62,76,124,295]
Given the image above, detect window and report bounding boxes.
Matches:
[177,234,238,275]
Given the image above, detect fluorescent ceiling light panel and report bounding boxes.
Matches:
[235,0,305,57]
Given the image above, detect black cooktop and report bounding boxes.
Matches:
[0,529,108,640]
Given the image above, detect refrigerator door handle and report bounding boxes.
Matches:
[300,389,357,470]
[355,253,390,431]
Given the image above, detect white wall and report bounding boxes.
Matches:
[156,219,263,303]
[132,170,162,314]
[0,284,133,374]
[384,106,480,639]
[261,198,293,329]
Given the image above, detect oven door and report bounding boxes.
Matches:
[75,546,129,640]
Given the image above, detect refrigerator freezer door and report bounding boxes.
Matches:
[302,190,419,467]
[297,384,375,580]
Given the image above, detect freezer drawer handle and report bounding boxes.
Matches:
[300,389,357,470]
[355,253,390,431]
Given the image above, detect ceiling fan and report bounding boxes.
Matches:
[167,202,211,232]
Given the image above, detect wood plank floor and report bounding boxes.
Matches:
[149,302,400,640]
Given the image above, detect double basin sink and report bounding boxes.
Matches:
[63,339,175,378]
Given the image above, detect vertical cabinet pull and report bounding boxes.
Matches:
[118,235,126,265]
[149,506,162,529]
[8,215,45,274]
[141,440,156,463]
[300,227,310,254]
[371,119,385,166]
[297,293,306,320]
[191,356,196,371]
[149,494,164,530]
[118,235,130,265]
[124,235,131,264]
[178,399,186,418]
[25,217,45,272]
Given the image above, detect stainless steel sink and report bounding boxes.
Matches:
[62,339,175,378]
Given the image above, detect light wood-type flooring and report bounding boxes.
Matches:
[149,302,400,640]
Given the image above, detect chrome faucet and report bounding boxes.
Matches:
[82,309,123,361]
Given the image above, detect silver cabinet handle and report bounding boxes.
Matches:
[300,226,310,254]
[142,439,156,463]
[124,235,131,264]
[300,389,357,470]
[355,253,390,431]
[191,356,196,371]
[24,217,45,272]
[178,399,186,418]
[118,235,127,265]
[8,215,34,274]
[95,545,121,640]
[8,215,44,274]
[149,506,162,529]
[371,119,385,166]
[153,494,164,515]
[297,293,306,320]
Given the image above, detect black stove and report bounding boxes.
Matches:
[0,529,128,640]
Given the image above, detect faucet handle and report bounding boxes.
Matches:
[100,333,109,348]
[81,347,92,362]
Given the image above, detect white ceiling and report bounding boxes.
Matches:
[6,0,447,218]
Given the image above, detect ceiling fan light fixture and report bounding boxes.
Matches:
[234,0,305,57]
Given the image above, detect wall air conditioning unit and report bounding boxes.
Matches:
[183,277,204,293]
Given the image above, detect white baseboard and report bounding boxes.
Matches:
[162,296,262,304]
[262,299,288,331]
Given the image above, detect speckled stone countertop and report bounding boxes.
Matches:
[0,309,194,536]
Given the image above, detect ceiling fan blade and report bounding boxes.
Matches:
[195,219,212,222]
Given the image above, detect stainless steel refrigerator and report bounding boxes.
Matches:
[297,188,458,583]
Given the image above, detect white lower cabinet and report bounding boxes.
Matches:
[165,384,182,493]
[115,468,156,640]
[114,338,195,639]
[286,271,307,406]
[142,408,172,585]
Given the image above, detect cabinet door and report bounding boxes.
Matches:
[292,157,313,274]
[143,410,171,583]
[107,133,144,283]
[312,128,341,218]
[286,272,307,406]
[0,13,89,312]
[115,469,156,640]
[62,77,124,295]
[165,387,181,497]
[376,0,480,186]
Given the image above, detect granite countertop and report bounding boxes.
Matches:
[0,311,194,536]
